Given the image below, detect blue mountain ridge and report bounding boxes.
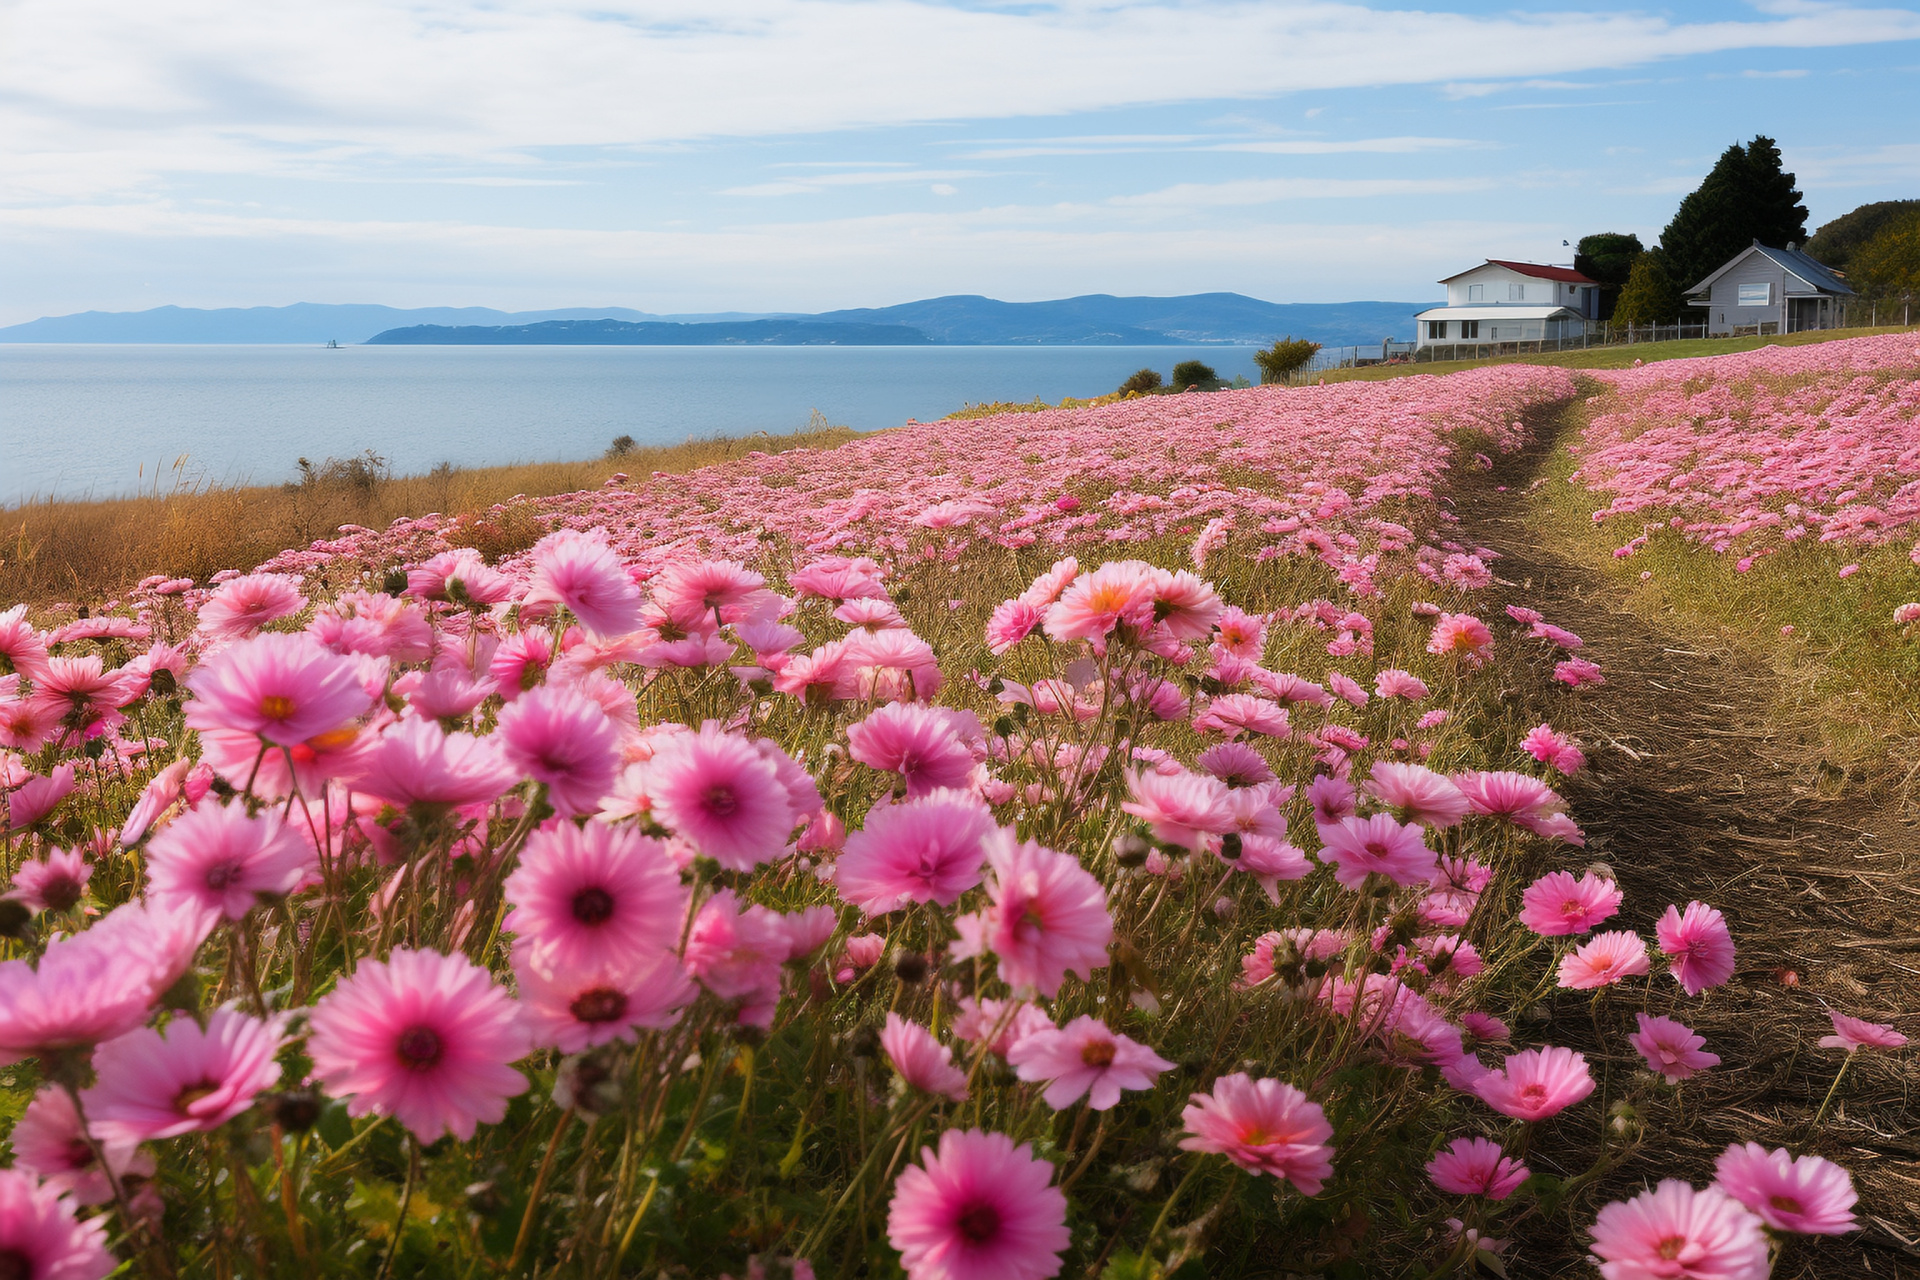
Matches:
[1,296,1436,348]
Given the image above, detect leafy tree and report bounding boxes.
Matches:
[1807,199,1920,273]
[1573,233,1644,320]
[1659,135,1809,291]
[1170,360,1218,391]
[606,434,637,458]
[1252,337,1322,385]
[1852,210,1920,303]
[1118,368,1162,394]
[1612,252,1683,326]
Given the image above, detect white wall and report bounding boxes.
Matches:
[1445,264,1595,316]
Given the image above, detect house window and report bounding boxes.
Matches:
[1461,320,1480,339]
[1427,320,1448,340]
[1467,284,1484,302]
[1737,283,1771,307]
[1509,283,1525,300]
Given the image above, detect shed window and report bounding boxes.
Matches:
[1467,284,1484,301]
[1737,282,1771,307]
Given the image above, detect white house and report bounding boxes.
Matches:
[1684,241,1854,337]
[1414,260,1600,349]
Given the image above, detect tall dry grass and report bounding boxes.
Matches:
[0,424,860,605]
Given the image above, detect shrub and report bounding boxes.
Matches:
[607,434,638,458]
[1119,367,1163,394]
[1171,359,1219,391]
[1253,337,1323,385]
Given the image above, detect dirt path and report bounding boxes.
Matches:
[1457,400,1920,1278]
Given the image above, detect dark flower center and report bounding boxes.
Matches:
[1518,1084,1547,1105]
[0,1249,33,1280]
[397,1026,443,1069]
[571,887,615,926]
[62,1139,95,1172]
[204,862,240,891]
[955,1201,1002,1246]
[1770,1195,1803,1214]
[175,1080,222,1115]
[1655,1235,1687,1261]
[1080,1040,1117,1068]
[569,988,629,1024]
[704,785,737,816]
[40,877,83,913]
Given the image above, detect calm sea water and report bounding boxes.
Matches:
[0,344,1259,504]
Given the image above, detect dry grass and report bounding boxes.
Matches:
[0,424,860,605]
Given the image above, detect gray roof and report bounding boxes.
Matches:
[1686,242,1855,298]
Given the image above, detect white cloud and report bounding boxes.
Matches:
[1741,67,1812,76]
[1106,177,1496,208]
[719,169,990,196]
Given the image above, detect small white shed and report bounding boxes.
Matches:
[1684,242,1854,336]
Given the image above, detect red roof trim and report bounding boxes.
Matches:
[1484,259,1596,284]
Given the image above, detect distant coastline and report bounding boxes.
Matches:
[365,318,935,346]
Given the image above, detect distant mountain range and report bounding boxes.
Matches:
[1,295,1436,347]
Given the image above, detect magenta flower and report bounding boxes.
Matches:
[681,889,789,1026]
[0,1168,116,1280]
[1427,613,1493,662]
[1005,1016,1172,1111]
[82,1008,285,1145]
[0,929,161,1064]
[0,605,51,680]
[1712,1143,1858,1236]
[887,1128,1068,1280]
[1518,870,1623,937]
[1363,761,1468,829]
[646,724,799,870]
[1818,1011,1907,1053]
[496,683,621,818]
[8,848,91,915]
[835,790,996,914]
[523,527,646,639]
[1317,813,1436,890]
[10,1087,153,1206]
[1629,1013,1720,1083]
[651,558,777,631]
[145,802,314,921]
[951,831,1111,997]
[881,1013,970,1102]
[307,948,529,1142]
[515,953,695,1053]
[1655,901,1735,995]
[355,716,518,811]
[1179,1073,1335,1194]
[184,632,374,748]
[1426,1136,1529,1200]
[1588,1181,1767,1280]
[847,703,976,797]
[1451,769,1563,820]
[1473,1046,1595,1121]
[503,820,688,980]
[984,599,1043,655]
[3,765,76,833]
[195,572,307,641]
[1557,931,1651,990]
[1043,560,1158,643]
[1191,694,1290,740]
[1119,767,1232,850]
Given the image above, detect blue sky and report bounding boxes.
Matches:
[2,0,1918,323]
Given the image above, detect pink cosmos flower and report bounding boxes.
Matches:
[82,1008,285,1145]
[1005,1015,1172,1111]
[984,599,1044,655]
[496,683,621,818]
[1191,694,1290,739]
[489,627,556,699]
[4,765,76,833]
[1179,1073,1334,1195]
[1426,1137,1529,1200]
[950,831,1111,997]
[1588,1181,1768,1280]
[1119,768,1231,850]
[1554,658,1606,688]
[1630,1013,1721,1083]
[1712,1143,1858,1236]
[681,889,789,1025]
[1374,668,1430,700]
[790,555,888,604]
[1364,762,1469,829]
[145,802,314,920]
[523,527,647,639]
[652,558,778,631]
[836,598,905,631]
[1818,1011,1907,1053]
[195,572,307,641]
[309,591,432,662]
[0,1168,115,1280]
[838,627,944,702]
[306,948,529,1142]
[514,952,696,1053]
[848,703,976,797]
[7,849,90,915]
[1427,613,1493,663]
[1325,670,1368,708]
[503,820,688,980]
[0,928,160,1064]
[1473,1046,1594,1121]
[1518,870,1623,937]
[886,1128,1069,1280]
[0,606,51,680]
[836,790,997,914]
[1521,722,1586,775]
[1655,902,1736,995]
[1195,742,1274,787]
[9,1087,153,1206]
[1557,931,1651,990]
[0,693,61,754]
[647,725,800,869]
[1213,605,1267,659]
[1043,560,1158,643]
[1317,813,1436,889]
[881,1013,970,1102]
[1452,769,1563,820]
[120,758,191,846]
[184,632,374,748]
[405,549,516,605]
[355,715,519,811]
[1306,774,1356,825]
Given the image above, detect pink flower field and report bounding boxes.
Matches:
[0,353,1905,1279]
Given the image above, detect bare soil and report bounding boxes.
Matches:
[1456,400,1920,1278]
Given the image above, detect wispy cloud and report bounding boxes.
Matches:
[719,169,990,197]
